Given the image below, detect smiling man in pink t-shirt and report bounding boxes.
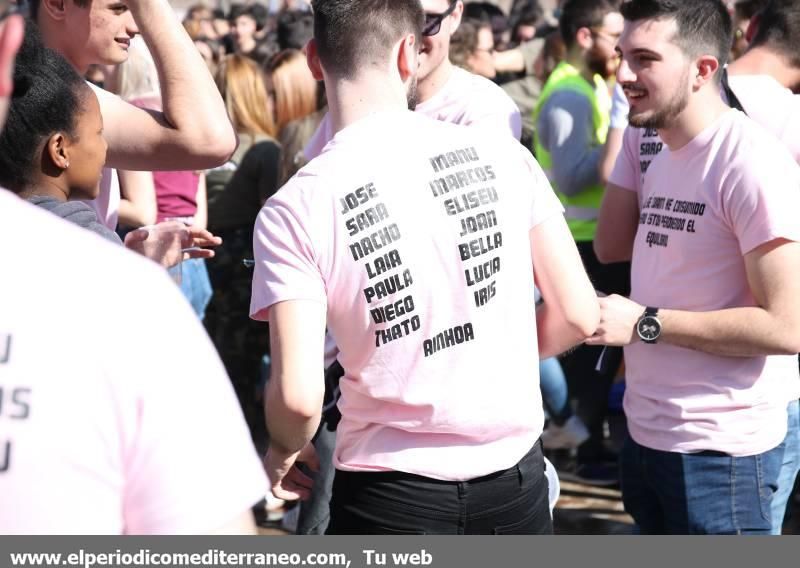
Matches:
[594,0,800,534]
[251,0,599,535]
[588,0,800,535]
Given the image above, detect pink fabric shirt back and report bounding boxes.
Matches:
[86,83,121,231]
[619,111,800,456]
[0,190,266,533]
[251,111,562,480]
[304,68,522,161]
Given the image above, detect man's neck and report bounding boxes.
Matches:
[326,72,409,135]
[728,46,800,91]
[658,88,730,151]
[237,37,257,55]
[566,51,593,85]
[416,58,454,105]
[37,19,88,74]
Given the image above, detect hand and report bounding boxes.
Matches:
[123,222,186,268]
[264,442,320,502]
[183,226,222,260]
[585,294,643,347]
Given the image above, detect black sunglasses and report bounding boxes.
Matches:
[0,0,20,23]
[423,1,458,37]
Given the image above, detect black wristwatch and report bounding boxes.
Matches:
[636,307,662,344]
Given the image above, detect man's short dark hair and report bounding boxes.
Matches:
[311,0,424,79]
[559,0,620,48]
[749,0,800,67]
[28,0,90,22]
[621,0,733,71]
[277,10,313,50]
[229,4,267,31]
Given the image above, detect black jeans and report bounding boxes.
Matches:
[327,442,552,535]
[561,241,630,462]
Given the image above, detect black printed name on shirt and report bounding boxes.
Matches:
[638,128,662,179]
[339,183,423,349]
[1,337,32,474]
[0,334,9,365]
[427,146,505,319]
[423,323,476,358]
[638,195,707,249]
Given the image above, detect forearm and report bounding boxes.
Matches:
[659,307,800,357]
[536,302,593,359]
[128,0,235,161]
[117,169,157,227]
[265,377,322,454]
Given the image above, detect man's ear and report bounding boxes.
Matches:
[397,33,418,82]
[575,27,593,51]
[694,55,720,89]
[40,0,69,22]
[745,14,760,43]
[46,132,70,171]
[305,38,324,81]
[449,1,464,35]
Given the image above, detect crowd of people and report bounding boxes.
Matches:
[0,0,799,535]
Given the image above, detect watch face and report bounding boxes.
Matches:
[637,316,661,342]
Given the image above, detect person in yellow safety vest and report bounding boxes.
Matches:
[533,0,621,244]
[532,0,631,488]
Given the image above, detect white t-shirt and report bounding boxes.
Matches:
[87,83,121,231]
[616,111,800,456]
[303,68,523,161]
[0,189,266,534]
[250,110,563,481]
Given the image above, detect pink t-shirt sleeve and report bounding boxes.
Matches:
[723,151,800,255]
[118,271,266,534]
[608,126,641,192]
[250,189,328,321]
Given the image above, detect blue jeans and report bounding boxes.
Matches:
[179,258,212,320]
[540,357,571,425]
[772,399,800,534]
[621,435,784,534]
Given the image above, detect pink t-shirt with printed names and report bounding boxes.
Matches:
[0,190,266,534]
[304,67,522,161]
[250,110,562,481]
[621,111,800,456]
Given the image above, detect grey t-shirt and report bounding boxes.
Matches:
[27,195,122,245]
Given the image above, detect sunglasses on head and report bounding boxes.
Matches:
[422,1,458,37]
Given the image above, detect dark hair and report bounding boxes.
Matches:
[621,0,732,71]
[310,0,424,79]
[277,10,314,50]
[735,0,769,20]
[28,0,91,22]
[229,4,268,31]
[559,0,620,48]
[0,22,90,193]
[749,0,800,66]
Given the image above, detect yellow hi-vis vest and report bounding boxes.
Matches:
[533,61,611,242]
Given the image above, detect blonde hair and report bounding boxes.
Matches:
[267,49,318,134]
[113,37,160,102]
[215,54,276,138]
